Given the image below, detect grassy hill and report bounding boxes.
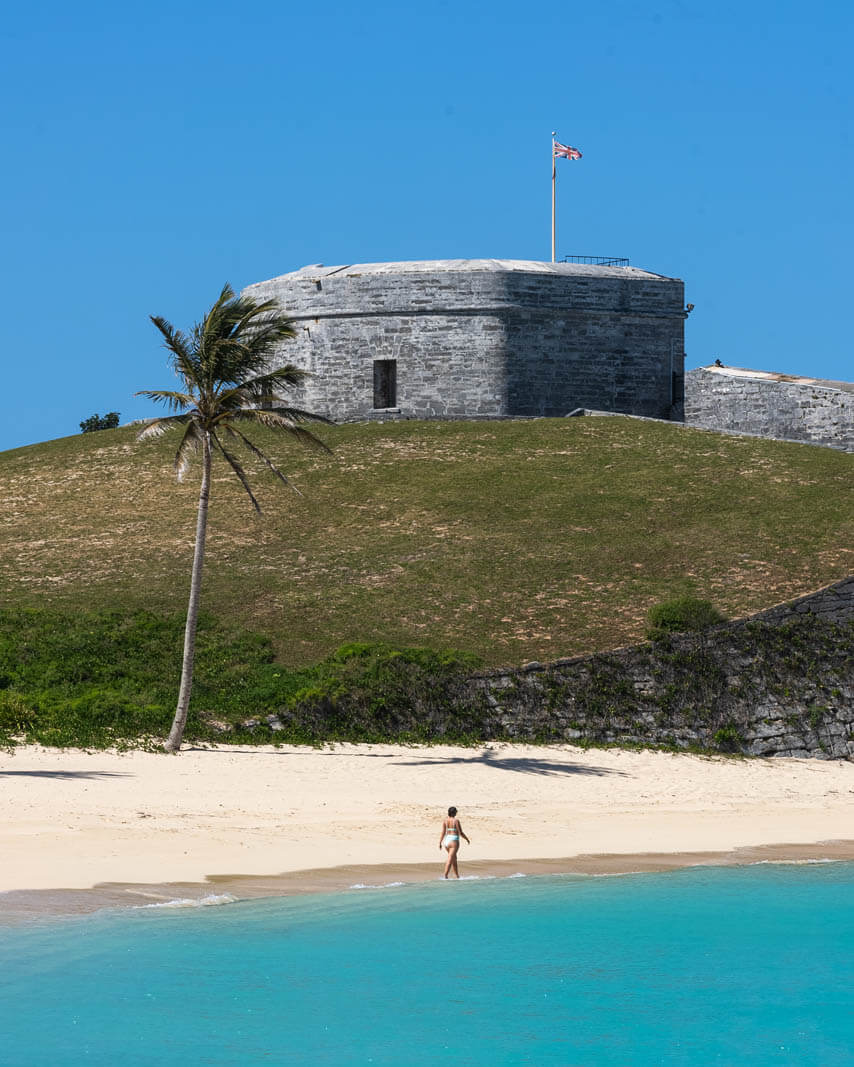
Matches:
[1,417,851,669]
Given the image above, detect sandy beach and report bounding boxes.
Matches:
[2,742,854,914]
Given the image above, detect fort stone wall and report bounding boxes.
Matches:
[469,577,854,759]
[685,367,854,452]
[244,260,686,422]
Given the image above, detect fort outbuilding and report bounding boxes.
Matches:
[244,259,687,422]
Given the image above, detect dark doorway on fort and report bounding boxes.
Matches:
[373,359,397,409]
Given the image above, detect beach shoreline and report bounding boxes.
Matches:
[3,741,854,920]
[4,841,854,925]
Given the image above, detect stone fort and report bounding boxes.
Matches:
[245,258,851,451]
[244,259,687,422]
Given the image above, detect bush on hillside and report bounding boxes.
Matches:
[80,412,120,433]
[282,642,486,743]
[646,596,728,641]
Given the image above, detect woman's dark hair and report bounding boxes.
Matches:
[448,806,457,817]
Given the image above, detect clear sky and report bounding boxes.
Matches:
[2,0,851,452]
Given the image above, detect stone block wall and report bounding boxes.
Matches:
[467,577,854,759]
[502,307,678,419]
[244,261,686,422]
[685,368,854,451]
[287,310,510,419]
[752,576,854,624]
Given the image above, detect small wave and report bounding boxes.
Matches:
[749,858,835,866]
[506,872,527,879]
[136,893,239,909]
[349,881,407,891]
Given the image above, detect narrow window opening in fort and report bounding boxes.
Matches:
[373,359,397,409]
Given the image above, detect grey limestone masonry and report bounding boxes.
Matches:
[685,366,854,452]
[243,260,687,422]
[752,576,854,625]
[466,577,854,759]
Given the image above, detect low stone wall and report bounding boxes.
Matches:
[752,575,854,624]
[470,578,854,759]
[684,368,854,452]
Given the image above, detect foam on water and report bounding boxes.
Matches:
[349,881,407,890]
[749,857,836,865]
[3,862,854,1066]
[134,892,239,909]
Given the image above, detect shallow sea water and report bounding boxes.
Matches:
[2,862,854,1065]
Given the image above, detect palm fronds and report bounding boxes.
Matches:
[217,366,310,409]
[210,431,262,512]
[174,420,204,482]
[135,389,196,413]
[234,408,334,450]
[139,282,332,492]
[223,424,300,496]
[137,413,191,441]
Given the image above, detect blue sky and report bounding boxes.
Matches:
[1,0,851,452]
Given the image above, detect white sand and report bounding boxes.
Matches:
[2,743,854,894]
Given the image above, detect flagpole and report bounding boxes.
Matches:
[551,131,556,263]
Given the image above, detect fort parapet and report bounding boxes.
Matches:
[244,259,687,422]
[685,366,854,452]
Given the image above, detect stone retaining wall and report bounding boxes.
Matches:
[469,577,854,759]
[751,575,854,624]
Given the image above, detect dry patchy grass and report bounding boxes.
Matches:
[0,418,851,666]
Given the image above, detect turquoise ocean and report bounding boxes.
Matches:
[2,862,853,1065]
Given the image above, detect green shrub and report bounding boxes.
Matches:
[713,725,743,752]
[79,412,120,433]
[284,642,486,743]
[0,691,38,738]
[646,596,728,641]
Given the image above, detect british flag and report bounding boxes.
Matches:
[554,141,582,160]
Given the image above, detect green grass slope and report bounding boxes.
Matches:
[1,418,851,668]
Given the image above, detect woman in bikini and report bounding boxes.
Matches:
[438,806,470,879]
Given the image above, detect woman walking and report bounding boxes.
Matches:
[438,806,470,879]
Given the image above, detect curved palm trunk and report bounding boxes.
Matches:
[164,432,212,753]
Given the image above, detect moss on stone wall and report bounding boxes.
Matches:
[475,614,854,757]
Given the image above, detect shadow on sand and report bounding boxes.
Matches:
[394,750,626,778]
[0,770,132,780]
[182,745,625,778]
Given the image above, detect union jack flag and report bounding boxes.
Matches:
[554,141,582,160]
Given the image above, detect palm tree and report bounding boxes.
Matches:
[137,283,331,753]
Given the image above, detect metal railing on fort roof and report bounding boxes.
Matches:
[561,255,630,266]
